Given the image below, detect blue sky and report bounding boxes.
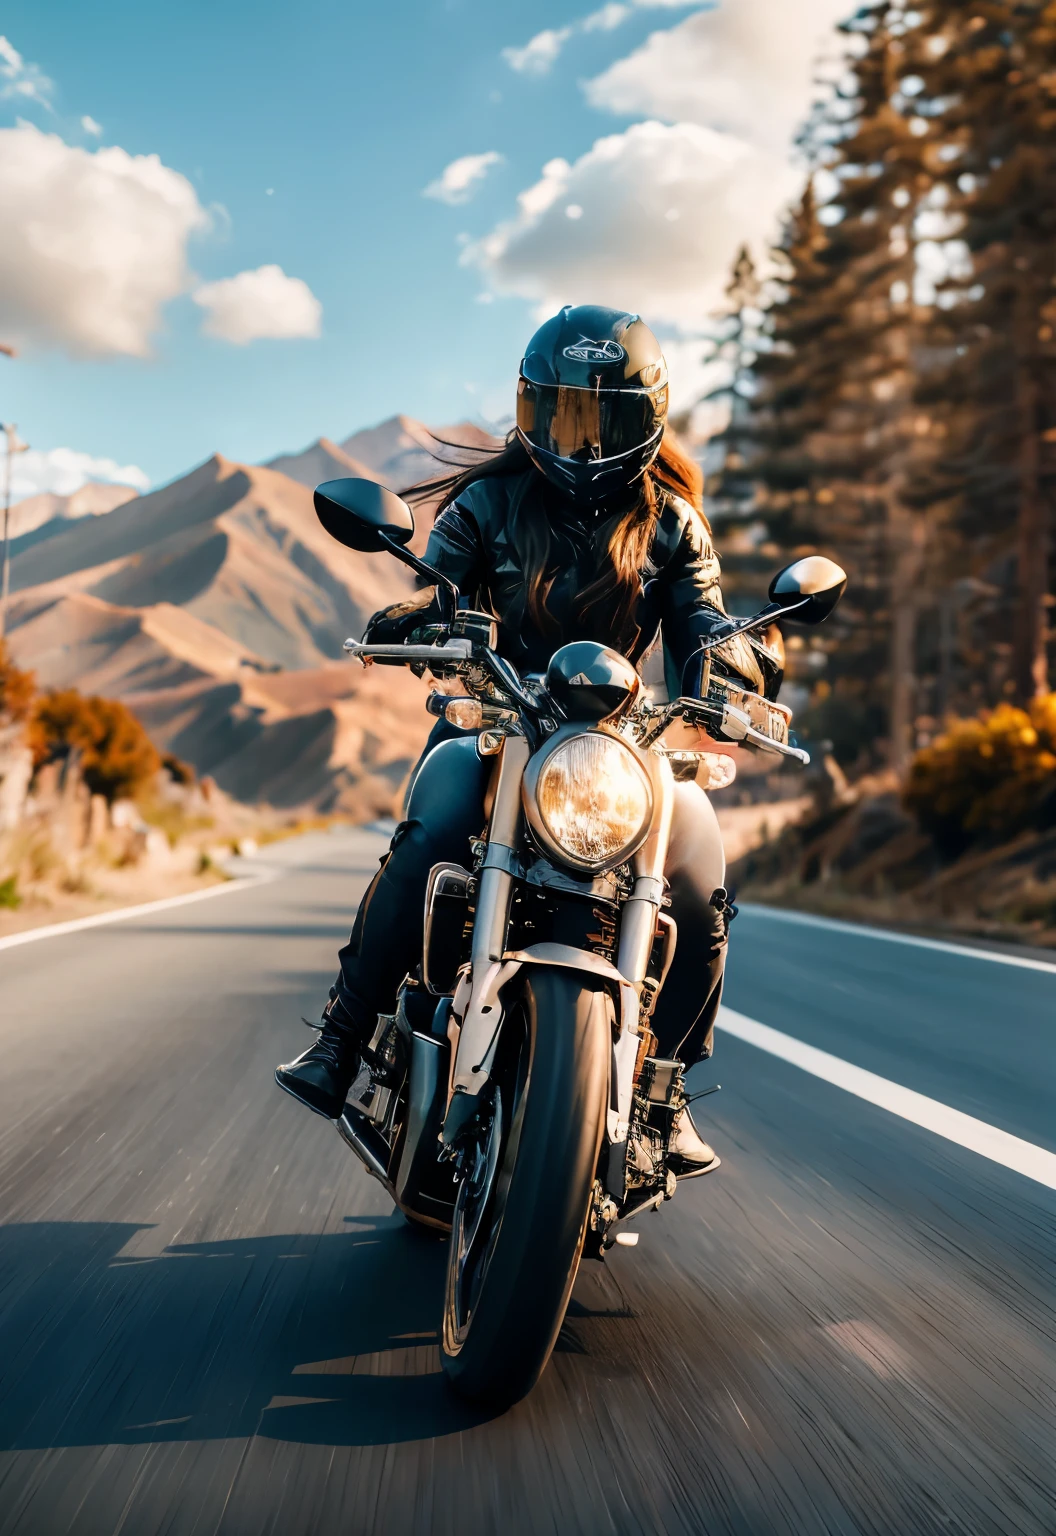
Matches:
[0,0,851,498]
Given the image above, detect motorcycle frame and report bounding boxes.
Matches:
[441,729,675,1198]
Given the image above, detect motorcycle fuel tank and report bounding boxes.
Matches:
[546,641,641,722]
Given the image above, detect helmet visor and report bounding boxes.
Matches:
[517,380,667,463]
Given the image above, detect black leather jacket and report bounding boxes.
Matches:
[366,468,767,696]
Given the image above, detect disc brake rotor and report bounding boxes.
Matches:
[452,1090,503,1331]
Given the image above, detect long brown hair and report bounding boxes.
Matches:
[407,428,707,656]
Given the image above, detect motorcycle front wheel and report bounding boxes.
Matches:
[440,968,610,1408]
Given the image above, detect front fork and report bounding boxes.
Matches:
[445,737,675,1148]
[617,748,675,988]
[609,750,674,1149]
[470,735,530,973]
[446,736,530,1108]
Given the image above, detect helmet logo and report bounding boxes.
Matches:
[562,337,625,365]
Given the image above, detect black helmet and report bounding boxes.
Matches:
[516,304,669,507]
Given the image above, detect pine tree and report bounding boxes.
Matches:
[703,2,1056,759]
[708,4,933,766]
[909,1,1056,701]
[701,246,764,533]
[803,2,932,769]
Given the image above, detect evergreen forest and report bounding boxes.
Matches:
[705,1,1056,774]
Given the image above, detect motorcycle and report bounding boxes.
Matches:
[311,475,846,1407]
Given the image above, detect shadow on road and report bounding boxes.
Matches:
[0,1216,495,1450]
[123,925,355,940]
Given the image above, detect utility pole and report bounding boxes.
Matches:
[0,344,18,642]
[1,422,29,640]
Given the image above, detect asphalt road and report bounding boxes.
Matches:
[0,829,1053,1536]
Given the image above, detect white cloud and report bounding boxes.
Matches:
[192,264,322,344]
[10,446,150,501]
[463,119,798,328]
[423,150,503,205]
[0,35,53,108]
[584,0,852,153]
[0,123,208,357]
[504,1,702,72]
[476,0,851,336]
[502,27,573,76]
[81,114,103,136]
[584,5,631,31]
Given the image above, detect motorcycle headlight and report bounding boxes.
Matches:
[525,732,653,872]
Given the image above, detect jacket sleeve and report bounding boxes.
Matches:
[422,500,486,593]
[659,508,765,697]
[362,501,485,643]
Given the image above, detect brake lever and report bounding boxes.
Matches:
[740,723,810,763]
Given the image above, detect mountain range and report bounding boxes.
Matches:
[5,417,502,815]
[8,481,140,550]
[268,414,499,494]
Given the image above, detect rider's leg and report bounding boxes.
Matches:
[334,733,489,1021]
[651,779,731,1062]
[275,735,489,1119]
[649,780,732,1174]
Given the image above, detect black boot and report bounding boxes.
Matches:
[275,991,366,1120]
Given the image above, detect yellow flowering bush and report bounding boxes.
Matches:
[904,696,1056,850]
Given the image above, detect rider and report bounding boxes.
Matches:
[276,305,778,1171]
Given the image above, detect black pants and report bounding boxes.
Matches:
[335,732,730,1062]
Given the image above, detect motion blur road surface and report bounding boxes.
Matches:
[0,830,1053,1536]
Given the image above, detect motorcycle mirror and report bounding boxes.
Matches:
[313,477,415,554]
[768,556,847,626]
[314,474,461,622]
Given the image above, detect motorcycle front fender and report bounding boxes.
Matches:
[442,943,639,1160]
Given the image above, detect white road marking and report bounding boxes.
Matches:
[0,876,267,953]
[741,904,1056,977]
[718,1005,1056,1191]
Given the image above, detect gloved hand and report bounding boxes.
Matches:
[363,588,441,645]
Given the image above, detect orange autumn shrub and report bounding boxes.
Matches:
[904,696,1056,852]
[29,689,161,804]
[0,640,35,723]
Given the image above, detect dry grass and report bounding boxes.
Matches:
[733,797,1056,949]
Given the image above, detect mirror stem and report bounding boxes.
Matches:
[699,596,808,653]
[378,531,459,623]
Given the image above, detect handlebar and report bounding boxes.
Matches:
[343,635,541,717]
[343,638,475,664]
[712,701,810,763]
[651,696,811,765]
[343,637,810,765]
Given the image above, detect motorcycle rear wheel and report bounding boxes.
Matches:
[440,968,610,1407]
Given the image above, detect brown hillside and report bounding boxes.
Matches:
[265,436,380,489]
[265,415,503,556]
[340,414,501,494]
[5,454,431,813]
[9,482,139,554]
[9,454,416,668]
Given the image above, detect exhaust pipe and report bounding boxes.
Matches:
[335,1103,394,1192]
